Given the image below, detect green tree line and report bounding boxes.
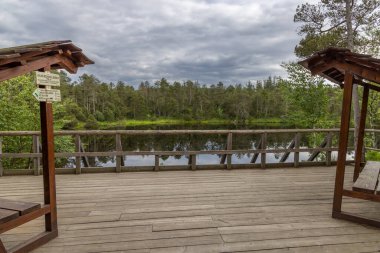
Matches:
[54,69,350,130]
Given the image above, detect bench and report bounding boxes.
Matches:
[0,198,54,253]
[353,161,380,194]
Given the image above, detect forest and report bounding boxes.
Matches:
[0,64,348,131]
[1,62,380,132]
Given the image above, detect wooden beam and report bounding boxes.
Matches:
[294,133,300,168]
[279,137,295,162]
[39,66,58,233]
[0,48,52,66]
[116,134,122,173]
[334,61,380,84]
[250,138,261,163]
[155,155,159,171]
[0,239,5,253]
[261,133,267,169]
[333,211,380,228]
[0,205,50,234]
[353,86,369,182]
[332,72,353,214]
[308,135,329,161]
[75,135,81,174]
[8,230,58,253]
[32,135,40,176]
[0,55,60,82]
[326,132,333,166]
[56,55,77,74]
[309,61,338,75]
[40,101,58,232]
[343,189,380,202]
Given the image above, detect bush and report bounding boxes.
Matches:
[366,151,380,161]
[94,111,105,122]
[84,114,99,129]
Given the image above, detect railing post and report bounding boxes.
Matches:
[261,133,267,169]
[32,135,40,175]
[0,137,3,177]
[326,132,332,166]
[116,134,123,173]
[75,134,81,174]
[294,133,300,168]
[155,155,160,171]
[189,154,197,170]
[227,132,232,169]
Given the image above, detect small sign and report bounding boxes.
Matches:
[35,71,60,87]
[33,88,61,102]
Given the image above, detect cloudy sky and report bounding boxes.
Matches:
[0,0,312,85]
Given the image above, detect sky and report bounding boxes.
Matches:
[0,0,312,86]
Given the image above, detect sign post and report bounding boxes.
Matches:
[33,71,61,102]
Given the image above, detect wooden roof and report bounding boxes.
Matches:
[0,40,94,82]
[299,47,380,90]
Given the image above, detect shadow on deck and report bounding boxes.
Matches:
[1,166,380,253]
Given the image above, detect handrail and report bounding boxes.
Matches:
[0,128,368,176]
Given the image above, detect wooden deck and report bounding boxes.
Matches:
[1,166,380,253]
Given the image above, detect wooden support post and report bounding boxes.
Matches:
[0,240,5,253]
[227,132,232,169]
[0,239,6,253]
[33,135,40,176]
[261,133,267,169]
[326,132,333,166]
[115,134,123,173]
[308,136,329,161]
[40,101,58,232]
[155,155,159,171]
[353,86,369,182]
[75,135,81,174]
[0,137,3,177]
[79,143,89,167]
[280,137,296,163]
[332,72,353,215]
[220,133,232,165]
[251,137,261,163]
[189,154,196,170]
[294,133,300,168]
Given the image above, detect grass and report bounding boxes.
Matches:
[96,117,286,128]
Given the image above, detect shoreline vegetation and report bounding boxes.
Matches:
[98,117,285,128]
[55,117,340,130]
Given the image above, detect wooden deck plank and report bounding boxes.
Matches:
[0,166,379,253]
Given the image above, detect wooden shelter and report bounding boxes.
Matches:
[0,41,93,253]
[299,47,380,228]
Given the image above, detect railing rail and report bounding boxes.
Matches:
[0,128,368,176]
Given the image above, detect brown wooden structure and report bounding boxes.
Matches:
[299,47,380,228]
[0,41,93,253]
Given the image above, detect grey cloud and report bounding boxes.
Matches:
[0,0,309,86]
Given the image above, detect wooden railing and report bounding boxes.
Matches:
[0,128,369,176]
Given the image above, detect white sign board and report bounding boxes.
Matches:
[33,88,61,102]
[35,71,60,87]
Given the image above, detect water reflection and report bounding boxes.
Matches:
[59,124,354,168]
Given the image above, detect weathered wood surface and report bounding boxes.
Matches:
[0,166,380,252]
[0,210,18,225]
[353,161,380,193]
[0,198,40,216]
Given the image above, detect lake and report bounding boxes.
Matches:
[57,123,353,169]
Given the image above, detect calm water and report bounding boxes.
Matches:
[56,123,355,168]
